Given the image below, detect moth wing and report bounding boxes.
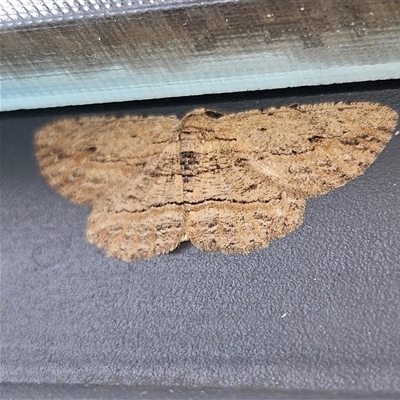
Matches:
[187,199,305,255]
[213,102,397,197]
[182,103,397,254]
[35,115,179,204]
[178,110,306,254]
[86,138,186,261]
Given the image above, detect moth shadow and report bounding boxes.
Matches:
[170,241,197,256]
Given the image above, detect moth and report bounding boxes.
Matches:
[35,102,398,261]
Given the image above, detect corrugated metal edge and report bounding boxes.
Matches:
[1,0,400,111]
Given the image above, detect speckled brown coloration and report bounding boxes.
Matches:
[35,102,398,260]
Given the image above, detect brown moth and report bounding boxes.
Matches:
[35,102,398,261]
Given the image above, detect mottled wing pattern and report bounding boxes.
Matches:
[179,111,306,254]
[182,103,397,255]
[86,138,186,261]
[36,115,186,261]
[35,115,179,204]
[213,102,397,198]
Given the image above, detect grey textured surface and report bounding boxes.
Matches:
[1,82,400,397]
[1,383,400,400]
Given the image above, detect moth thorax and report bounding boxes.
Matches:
[180,150,201,184]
